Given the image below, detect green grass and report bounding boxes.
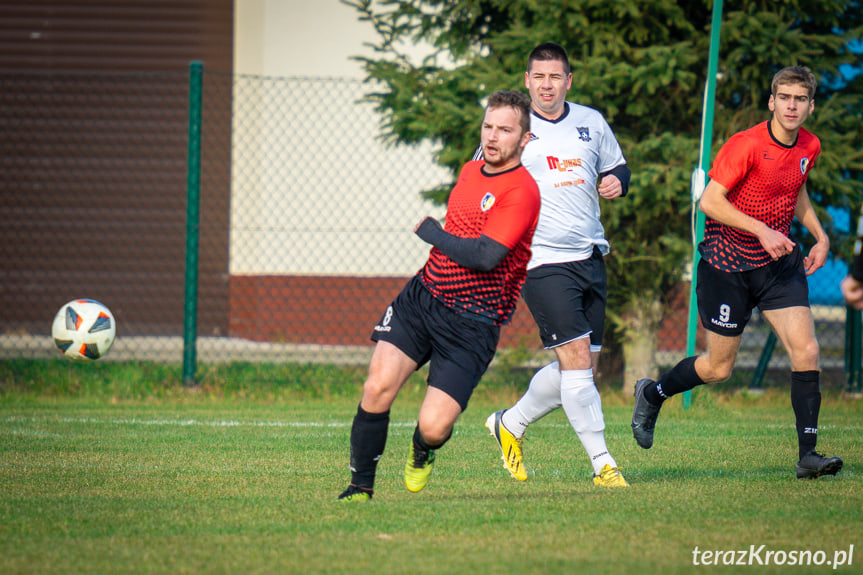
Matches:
[1,361,861,574]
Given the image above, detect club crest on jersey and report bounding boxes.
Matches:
[800,157,810,175]
[577,126,591,142]
[480,192,496,211]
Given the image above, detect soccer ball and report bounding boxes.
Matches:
[51,299,116,362]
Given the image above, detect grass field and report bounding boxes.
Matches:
[1,361,861,574]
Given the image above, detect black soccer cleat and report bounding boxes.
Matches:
[796,451,843,479]
[631,378,662,449]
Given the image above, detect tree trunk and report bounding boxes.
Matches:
[620,297,663,396]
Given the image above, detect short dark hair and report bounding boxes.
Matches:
[527,42,571,76]
[486,90,531,135]
[772,66,817,99]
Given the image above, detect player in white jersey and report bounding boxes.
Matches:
[484,42,631,487]
[524,99,626,265]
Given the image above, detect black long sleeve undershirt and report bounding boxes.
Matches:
[415,217,509,272]
[601,163,632,197]
[852,208,863,281]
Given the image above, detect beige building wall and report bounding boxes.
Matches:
[230,0,447,276]
[234,0,371,77]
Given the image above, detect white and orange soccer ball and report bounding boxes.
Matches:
[51,299,116,362]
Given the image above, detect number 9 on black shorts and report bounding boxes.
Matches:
[696,246,809,337]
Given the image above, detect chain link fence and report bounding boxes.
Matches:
[0,68,858,391]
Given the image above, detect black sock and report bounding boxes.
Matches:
[645,356,705,405]
[412,425,450,452]
[348,404,390,490]
[413,426,432,453]
[791,370,820,460]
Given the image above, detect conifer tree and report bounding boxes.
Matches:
[345,0,863,385]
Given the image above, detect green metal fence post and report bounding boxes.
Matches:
[846,305,862,395]
[683,0,723,408]
[855,308,863,394]
[183,60,203,387]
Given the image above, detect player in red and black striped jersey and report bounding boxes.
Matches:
[632,66,843,480]
[700,119,821,272]
[338,90,541,502]
[418,159,538,324]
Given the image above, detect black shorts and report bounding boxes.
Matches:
[696,244,810,337]
[371,275,500,410]
[520,247,607,350]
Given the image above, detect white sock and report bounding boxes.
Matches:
[560,369,616,474]
[501,361,562,438]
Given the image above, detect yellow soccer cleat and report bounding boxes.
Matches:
[593,464,629,487]
[485,410,527,481]
[404,443,436,493]
[337,484,373,502]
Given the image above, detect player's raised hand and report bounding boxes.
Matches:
[415,216,439,234]
[597,174,623,199]
[841,275,863,310]
[757,226,796,261]
[802,238,829,276]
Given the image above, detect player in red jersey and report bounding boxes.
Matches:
[338,90,541,501]
[631,66,843,479]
